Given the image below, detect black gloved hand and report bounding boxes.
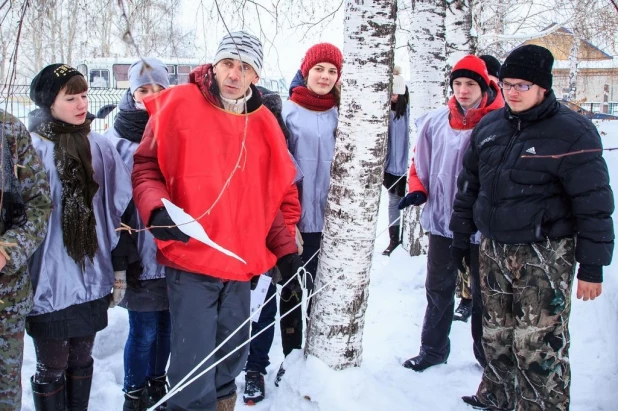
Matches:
[451,245,471,273]
[277,253,304,296]
[277,253,303,282]
[398,191,427,210]
[148,208,190,243]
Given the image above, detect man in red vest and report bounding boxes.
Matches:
[132,30,302,411]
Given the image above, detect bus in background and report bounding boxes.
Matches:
[76,57,204,89]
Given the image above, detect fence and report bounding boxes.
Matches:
[0,84,126,133]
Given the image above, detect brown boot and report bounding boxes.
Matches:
[216,392,237,411]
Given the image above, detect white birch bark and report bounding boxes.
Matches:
[304,0,397,370]
[567,37,580,102]
[445,0,475,97]
[401,0,446,257]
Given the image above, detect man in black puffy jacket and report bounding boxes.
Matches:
[449,44,614,411]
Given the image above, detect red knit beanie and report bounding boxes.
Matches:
[450,55,489,91]
[300,43,343,81]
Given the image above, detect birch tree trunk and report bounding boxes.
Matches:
[567,36,579,102]
[401,0,446,256]
[445,0,475,99]
[305,0,396,370]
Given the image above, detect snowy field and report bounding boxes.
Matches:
[19,120,618,410]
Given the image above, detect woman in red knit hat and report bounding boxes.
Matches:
[277,42,343,381]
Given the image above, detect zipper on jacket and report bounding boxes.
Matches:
[488,120,521,234]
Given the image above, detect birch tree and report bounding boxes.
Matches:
[305,0,396,369]
[401,0,446,256]
[444,0,474,99]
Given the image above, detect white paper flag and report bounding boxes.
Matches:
[161,198,246,264]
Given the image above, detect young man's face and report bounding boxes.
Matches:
[501,78,547,113]
[213,58,259,100]
[452,77,483,110]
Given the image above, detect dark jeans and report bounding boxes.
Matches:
[123,310,171,392]
[279,232,320,356]
[419,234,484,366]
[245,282,277,375]
[166,268,250,411]
[32,335,95,383]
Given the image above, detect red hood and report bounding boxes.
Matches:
[189,63,220,107]
[448,80,505,130]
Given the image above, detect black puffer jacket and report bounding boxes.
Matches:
[450,91,614,266]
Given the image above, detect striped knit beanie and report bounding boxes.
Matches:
[213,30,263,76]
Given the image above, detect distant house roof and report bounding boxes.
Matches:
[521,23,613,61]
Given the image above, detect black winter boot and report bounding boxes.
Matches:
[144,374,168,410]
[402,355,446,372]
[453,298,473,322]
[462,395,491,410]
[31,376,66,411]
[66,361,93,411]
[123,389,145,411]
[243,370,265,404]
[382,225,401,256]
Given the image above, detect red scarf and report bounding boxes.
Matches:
[290,86,337,111]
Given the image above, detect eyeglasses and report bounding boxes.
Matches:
[498,81,534,92]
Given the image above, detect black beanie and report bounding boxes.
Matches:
[30,64,83,109]
[479,55,501,79]
[499,45,554,90]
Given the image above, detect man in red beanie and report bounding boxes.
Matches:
[451,44,614,411]
[399,55,504,372]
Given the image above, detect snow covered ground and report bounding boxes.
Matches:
[19,121,618,410]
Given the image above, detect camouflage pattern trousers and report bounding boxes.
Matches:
[456,266,472,299]
[476,237,575,411]
[0,314,26,411]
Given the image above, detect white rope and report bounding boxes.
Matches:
[148,183,406,409]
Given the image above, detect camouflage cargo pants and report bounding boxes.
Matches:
[456,267,472,299]
[476,237,575,411]
[0,314,26,411]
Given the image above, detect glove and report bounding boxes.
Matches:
[277,253,304,296]
[148,208,190,242]
[295,226,304,255]
[451,246,471,273]
[398,191,427,210]
[577,264,603,283]
[126,261,143,290]
[110,270,127,308]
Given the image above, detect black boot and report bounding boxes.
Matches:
[462,395,491,410]
[382,225,401,256]
[66,361,93,411]
[123,389,145,411]
[453,298,473,322]
[144,375,168,410]
[243,370,265,404]
[402,355,446,372]
[31,376,66,411]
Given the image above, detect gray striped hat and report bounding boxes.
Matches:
[213,30,263,76]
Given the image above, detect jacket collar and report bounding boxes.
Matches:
[503,90,560,128]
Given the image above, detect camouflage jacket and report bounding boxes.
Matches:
[0,110,52,320]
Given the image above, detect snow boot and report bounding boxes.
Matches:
[462,395,491,410]
[382,225,401,256]
[144,374,168,410]
[274,363,286,387]
[65,361,93,411]
[123,389,145,411]
[243,370,265,405]
[216,392,237,411]
[31,376,66,411]
[453,298,473,322]
[402,355,446,372]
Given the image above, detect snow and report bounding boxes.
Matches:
[19,121,618,410]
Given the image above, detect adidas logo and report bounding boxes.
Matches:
[525,147,536,155]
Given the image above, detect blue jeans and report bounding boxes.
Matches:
[123,310,171,392]
[246,282,277,375]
